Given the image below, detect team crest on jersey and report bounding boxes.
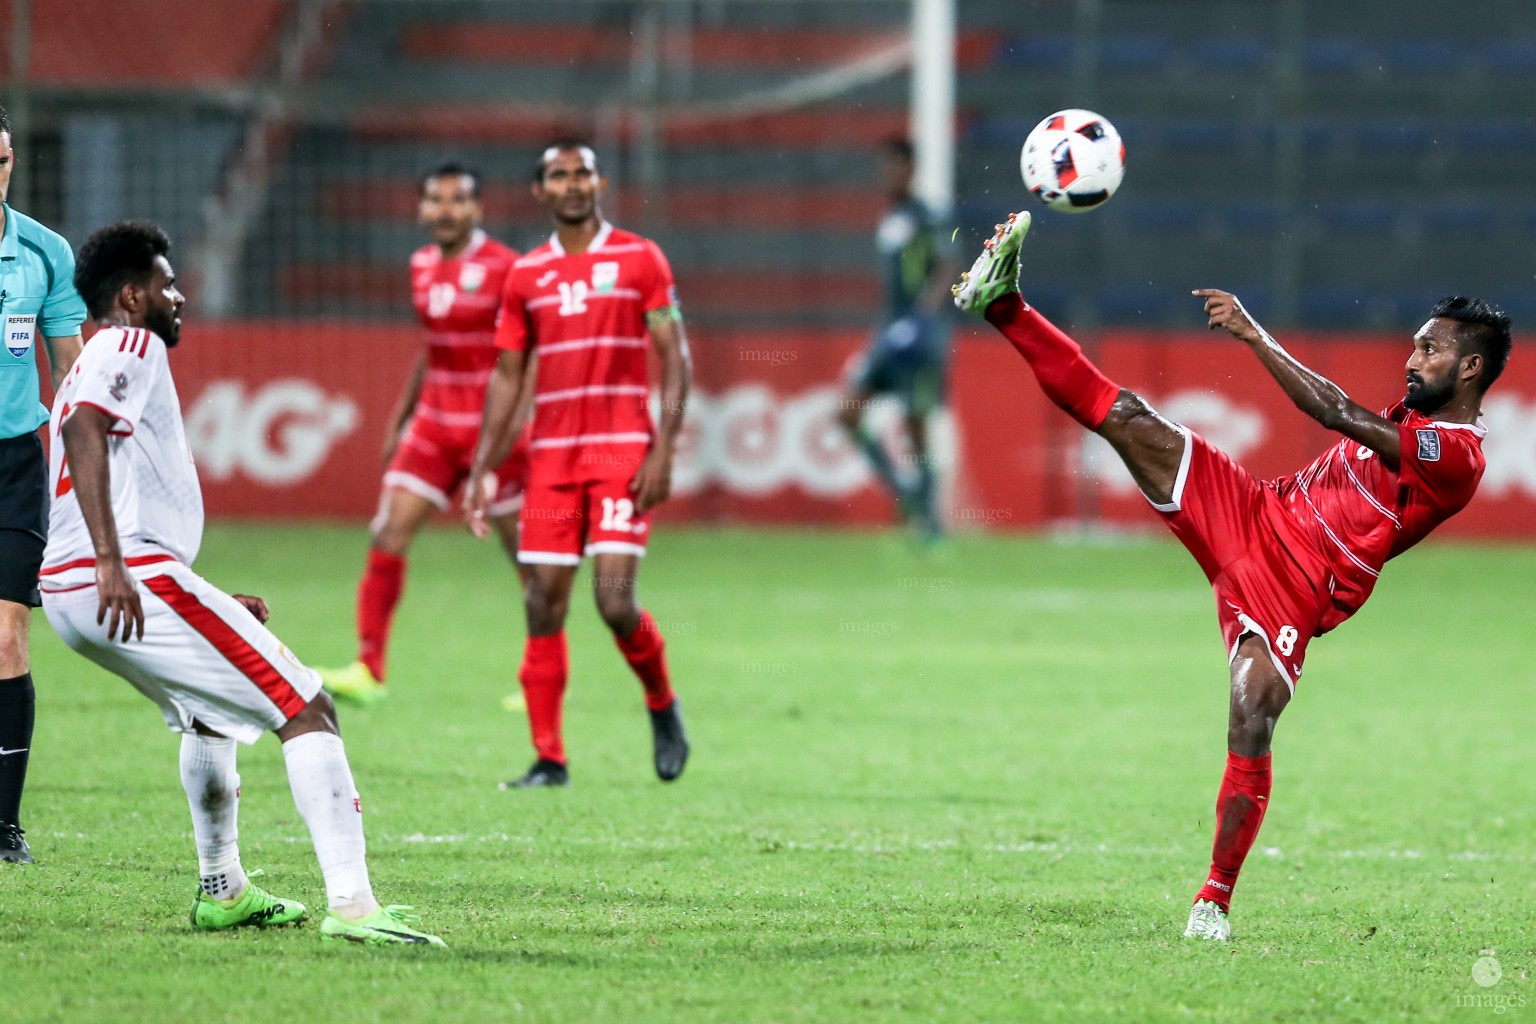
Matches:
[591,261,620,294]
[108,372,130,401]
[1416,429,1441,462]
[459,263,487,293]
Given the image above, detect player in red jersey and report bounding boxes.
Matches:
[954,212,1512,942]
[320,162,534,707]
[465,140,692,789]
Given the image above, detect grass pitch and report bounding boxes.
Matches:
[3,524,1532,1022]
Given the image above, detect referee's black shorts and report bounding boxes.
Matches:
[0,433,47,608]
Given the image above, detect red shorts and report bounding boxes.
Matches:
[518,476,652,566]
[1152,429,1330,690]
[384,417,528,518]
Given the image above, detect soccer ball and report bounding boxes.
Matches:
[1020,109,1125,214]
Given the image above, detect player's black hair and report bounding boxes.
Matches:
[0,104,10,139]
[1430,295,1513,390]
[421,160,480,199]
[74,220,172,321]
[534,137,599,182]
[881,137,915,162]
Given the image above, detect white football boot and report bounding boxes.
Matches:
[1183,899,1231,942]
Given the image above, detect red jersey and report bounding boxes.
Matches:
[1272,401,1485,632]
[494,222,677,483]
[410,230,519,440]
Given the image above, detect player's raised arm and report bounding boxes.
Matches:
[58,405,143,641]
[465,347,527,536]
[632,307,692,514]
[1193,288,1401,470]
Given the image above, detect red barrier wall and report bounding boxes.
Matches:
[136,321,1536,539]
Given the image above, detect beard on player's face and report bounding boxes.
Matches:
[1403,366,1455,411]
[145,300,180,347]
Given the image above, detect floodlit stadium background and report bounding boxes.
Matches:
[5,0,1535,534]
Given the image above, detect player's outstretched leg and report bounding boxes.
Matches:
[181,732,307,929]
[279,695,445,946]
[952,212,1121,432]
[1184,635,1289,942]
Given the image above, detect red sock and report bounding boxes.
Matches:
[616,611,674,712]
[355,549,405,682]
[520,633,569,764]
[1195,751,1273,912]
[984,293,1121,430]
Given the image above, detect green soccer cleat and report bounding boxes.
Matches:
[320,904,447,947]
[319,660,387,708]
[951,211,1030,315]
[190,870,307,930]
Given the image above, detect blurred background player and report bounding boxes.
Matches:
[42,220,445,944]
[466,140,691,789]
[955,211,1511,941]
[836,137,954,544]
[319,162,534,707]
[0,104,86,864]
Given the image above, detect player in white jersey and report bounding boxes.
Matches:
[41,221,445,945]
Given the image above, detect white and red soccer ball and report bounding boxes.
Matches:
[1020,109,1125,214]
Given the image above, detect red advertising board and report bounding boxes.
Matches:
[125,321,1536,540]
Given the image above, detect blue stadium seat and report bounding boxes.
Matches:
[1379,41,1465,72]
[1100,37,1172,70]
[1483,41,1536,72]
[1301,39,1367,72]
[1316,202,1399,235]
[993,35,1072,68]
[1356,119,1437,151]
[1185,38,1272,70]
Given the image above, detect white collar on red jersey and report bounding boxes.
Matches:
[547,220,613,258]
[1431,417,1488,436]
[461,228,487,261]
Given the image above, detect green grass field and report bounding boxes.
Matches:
[3,525,1533,1022]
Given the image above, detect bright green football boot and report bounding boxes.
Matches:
[951,211,1031,315]
[318,660,387,708]
[190,870,307,930]
[320,904,447,947]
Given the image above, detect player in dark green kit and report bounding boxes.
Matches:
[837,138,955,543]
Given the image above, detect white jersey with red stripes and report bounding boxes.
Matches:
[410,229,520,438]
[41,325,202,590]
[494,222,677,483]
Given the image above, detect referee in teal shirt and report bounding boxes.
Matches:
[0,105,86,864]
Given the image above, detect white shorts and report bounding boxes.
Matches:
[42,560,321,745]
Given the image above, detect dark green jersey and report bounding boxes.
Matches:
[875,195,942,325]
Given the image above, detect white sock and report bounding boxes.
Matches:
[281,731,378,919]
[179,733,247,900]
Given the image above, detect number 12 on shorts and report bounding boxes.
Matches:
[600,497,634,531]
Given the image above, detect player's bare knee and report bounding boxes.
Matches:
[522,579,570,634]
[594,587,639,635]
[278,691,340,742]
[369,520,414,557]
[1227,644,1291,754]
